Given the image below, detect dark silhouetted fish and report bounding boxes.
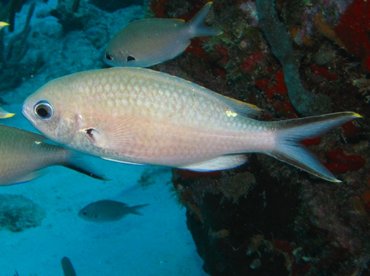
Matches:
[78,200,149,222]
[61,256,76,276]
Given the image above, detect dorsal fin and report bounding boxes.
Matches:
[212,93,262,117]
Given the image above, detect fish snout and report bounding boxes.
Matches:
[22,101,33,122]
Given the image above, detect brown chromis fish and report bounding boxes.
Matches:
[0,125,105,185]
[0,107,15,119]
[61,256,76,276]
[78,199,148,222]
[104,2,221,67]
[23,67,362,182]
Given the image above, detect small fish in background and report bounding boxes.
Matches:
[0,21,9,30]
[78,199,149,222]
[104,1,222,67]
[0,125,105,185]
[23,67,362,182]
[0,107,15,119]
[61,256,77,276]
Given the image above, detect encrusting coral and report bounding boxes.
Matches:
[0,194,45,232]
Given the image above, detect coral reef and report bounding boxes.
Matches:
[148,0,370,274]
[0,194,45,232]
[0,0,144,103]
[334,0,370,72]
[90,0,144,12]
[255,0,330,115]
[0,0,27,32]
[0,2,42,93]
[50,0,85,32]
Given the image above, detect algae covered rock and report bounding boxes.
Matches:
[0,194,45,232]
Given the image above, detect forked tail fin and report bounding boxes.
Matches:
[270,112,362,182]
[187,2,222,37]
[129,204,150,215]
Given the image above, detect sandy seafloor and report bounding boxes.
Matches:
[0,1,206,275]
[0,107,206,276]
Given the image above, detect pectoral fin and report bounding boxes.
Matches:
[80,127,110,149]
[11,171,41,185]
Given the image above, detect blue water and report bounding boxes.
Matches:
[0,1,205,275]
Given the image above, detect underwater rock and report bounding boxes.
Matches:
[255,0,331,115]
[50,0,86,33]
[173,163,294,275]
[90,0,143,12]
[334,0,370,72]
[174,149,370,275]
[0,194,45,232]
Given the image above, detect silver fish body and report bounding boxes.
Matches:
[104,2,221,67]
[23,67,361,182]
[0,125,104,185]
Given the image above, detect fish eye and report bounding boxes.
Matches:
[127,55,136,62]
[34,101,54,120]
[105,53,113,61]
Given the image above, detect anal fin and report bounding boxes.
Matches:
[179,155,247,172]
[102,157,143,166]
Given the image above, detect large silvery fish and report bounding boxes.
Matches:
[23,67,361,182]
[0,125,104,185]
[78,199,148,222]
[104,2,221,67]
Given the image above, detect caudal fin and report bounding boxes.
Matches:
[270,112,362,182]
[187,2,222,37]
[130,204,150,215]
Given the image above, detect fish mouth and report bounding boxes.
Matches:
[22,100,39,131]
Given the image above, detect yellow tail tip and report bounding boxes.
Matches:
[0,22,10,28]
[206,2,213,6]
[0,112,15,119]
[352,112,363,119]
